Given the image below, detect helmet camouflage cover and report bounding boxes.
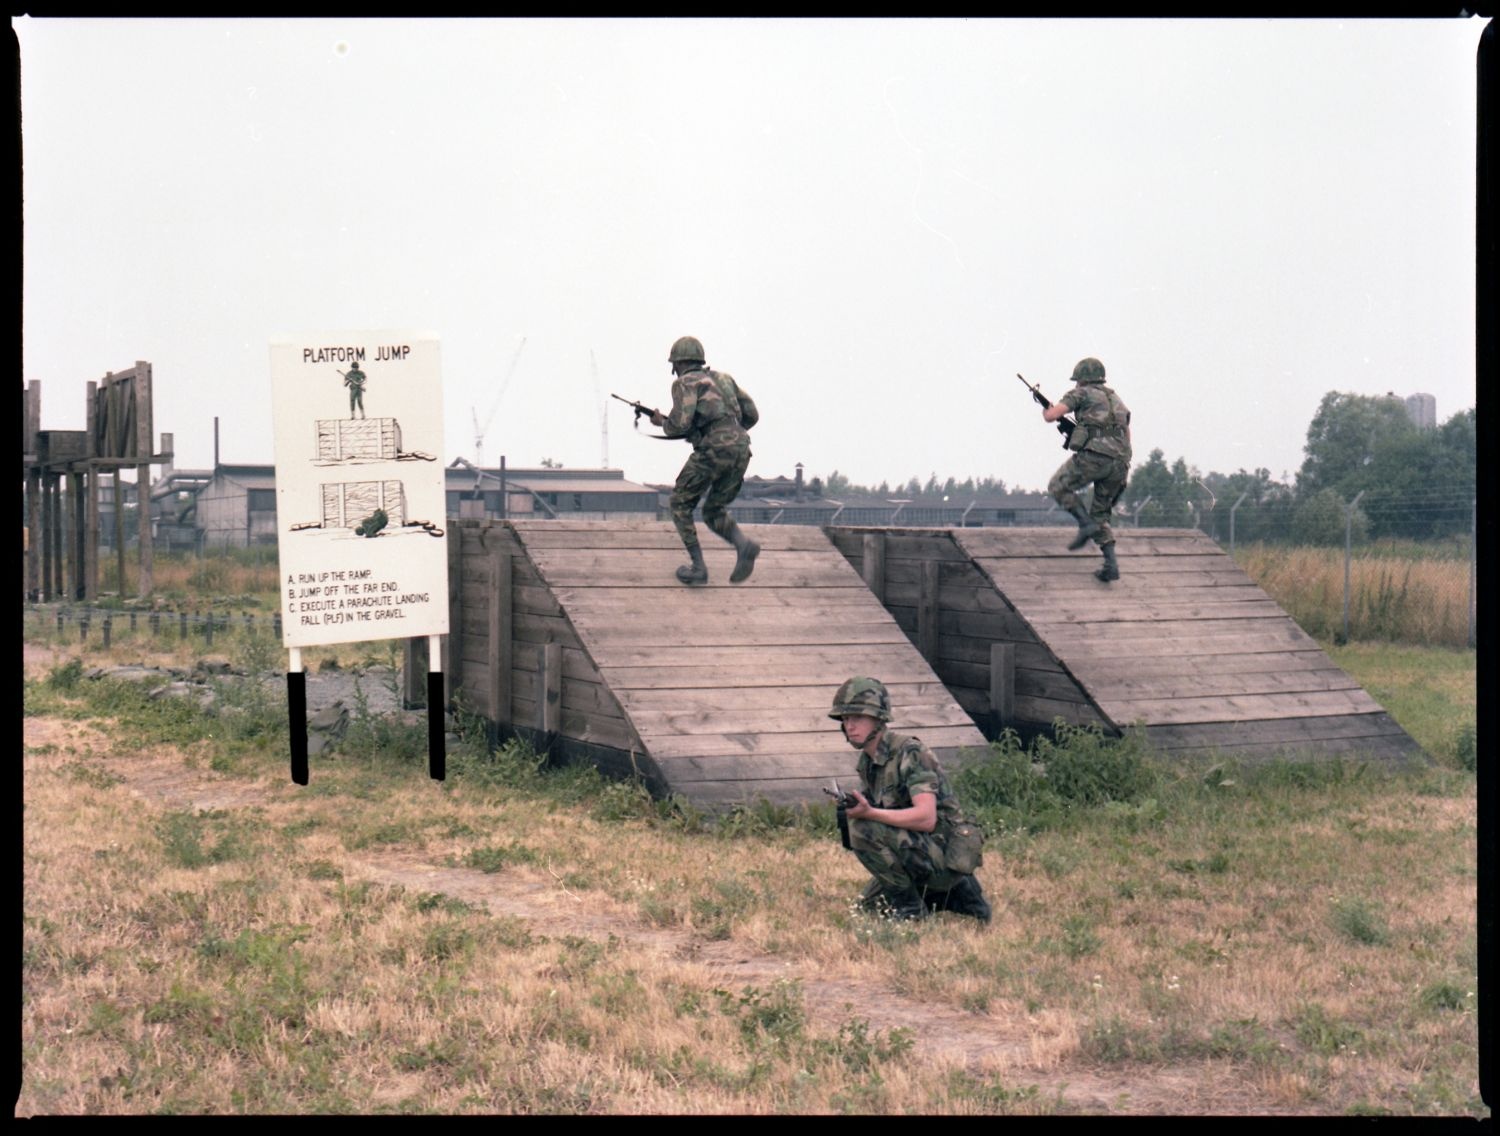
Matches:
[828,676,892,722]
[668,335,706,365]
[1071,357,1106,383]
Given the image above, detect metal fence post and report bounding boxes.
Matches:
[1228,491,1248,558]
[1341,490,1365,644]
[1469,498,1476,649]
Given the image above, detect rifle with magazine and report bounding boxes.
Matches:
[610,393,672,438]
[1016,373,1080,448]
[822,780,859,850]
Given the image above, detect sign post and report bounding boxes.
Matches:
[271,333,450,782]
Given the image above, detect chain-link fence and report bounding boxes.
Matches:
[1190,492,1475,649]
[24,490,1476,652]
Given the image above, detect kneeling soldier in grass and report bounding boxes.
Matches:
[827,676,990,924]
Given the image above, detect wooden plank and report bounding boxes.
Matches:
[827,527,969,561]
[591,642,938,672]
[549,587,879,615]
[1029,617,1321,647]
[572,623,913,649]
[667,777,847,808]
[599,658,940,690]
[1057,650,1337,679]
[1080,666,1362,702]
[529,558,863,589]
[460,559,546,590]
[624,702,980,738]
[613,680,960,713]
[1095,687,1386,727]
[1015,595,1284,623]
[660,750,866,783]
[917,559,940,662]
[539,642,562,734]
[1013,695,1114,729]
[978,561,1253,588]
[501,698,640,751]
[990,642,1015,724]
[932,607,1048,642]
[514,523,833,553]
[932,635,1061,672]
[861,531,885,600]
[511,582,566,619]
[642,725,986,760]
[1143,711,1418,748]
[1143,729,1427,764]
[488,547,511,725]
[937,659,1090,704]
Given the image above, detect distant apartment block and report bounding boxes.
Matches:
[1404,393,1436,430]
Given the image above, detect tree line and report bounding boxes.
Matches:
[819,391,1475,546]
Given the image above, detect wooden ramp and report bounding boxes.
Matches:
[446,519,989,807]
[826,526,1426,765]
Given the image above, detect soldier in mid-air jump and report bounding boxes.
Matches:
[1043,357,1132,582]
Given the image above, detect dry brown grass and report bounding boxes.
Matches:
[19,583,1482,1116]
[1236,545,1471,647]
[20,689,1483,1115]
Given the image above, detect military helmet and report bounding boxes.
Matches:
[1071,357,1106,383]
[828,676,892,722]
[668,335,706,365]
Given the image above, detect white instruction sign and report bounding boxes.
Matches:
[270,333,449,648]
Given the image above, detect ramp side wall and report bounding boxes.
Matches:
[824,526,1110,739]
[448,519,665,790]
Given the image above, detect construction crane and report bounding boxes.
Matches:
[471,336,527,470]
[591,349,609,469]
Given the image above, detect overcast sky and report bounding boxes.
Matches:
[17,17,1486,494]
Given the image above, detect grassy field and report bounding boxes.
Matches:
[20,613,1482,1115]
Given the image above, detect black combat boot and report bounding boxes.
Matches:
[724,520,761,584]
[675,542,708,586]
[856,879,885,913]
[944,875,992,924]
[1094,542,1119,582]
[883,886,929,922]
[1066,505,1102,550]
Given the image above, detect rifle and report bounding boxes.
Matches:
[1016,373,1079,449]
[823,780,858,850]
[610,393,672,438]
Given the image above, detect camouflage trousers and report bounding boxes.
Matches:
[849,818,969,895]
[670,440,750,548]
[1048,450,1129,547]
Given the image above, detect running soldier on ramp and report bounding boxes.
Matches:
[650,336,761,586]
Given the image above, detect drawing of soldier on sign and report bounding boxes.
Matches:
[339,362,368,419]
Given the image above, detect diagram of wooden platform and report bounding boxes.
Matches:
[443,519,990,807]
[826,525,1427,765]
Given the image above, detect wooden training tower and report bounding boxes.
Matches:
[827,526,1426,765]
[442,518,989,807]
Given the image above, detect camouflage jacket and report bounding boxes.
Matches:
[1060,382,1131,461]
[856,729,967,835]
[663,367,758,450]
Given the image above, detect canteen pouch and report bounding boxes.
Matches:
[941,821,985,874]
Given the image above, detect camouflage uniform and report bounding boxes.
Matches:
[1047,369,1132,547]
[663,367,759,549]
[849,729,980,897]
